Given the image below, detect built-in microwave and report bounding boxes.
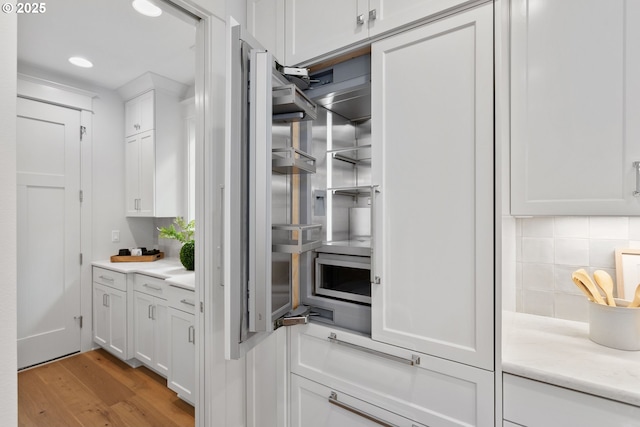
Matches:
[315,252,371,305]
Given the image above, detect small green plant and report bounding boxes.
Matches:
[157,217,194,244]
[158,217,195,271]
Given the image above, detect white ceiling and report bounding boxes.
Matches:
[17,0,197,91]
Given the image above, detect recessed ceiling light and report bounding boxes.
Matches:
[132,0,162,17]
[68,57,93,68]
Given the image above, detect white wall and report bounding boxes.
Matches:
[0,11,18,427]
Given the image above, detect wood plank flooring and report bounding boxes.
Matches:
[18,349,195,427]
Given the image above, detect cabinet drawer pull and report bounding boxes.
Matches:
[369,9,377,21]
[99,275,114,282]
[143,283,162,291]
[328,391,394,427]
[357,13,365,25]
[180,299,196,307]
[328,333,420,366]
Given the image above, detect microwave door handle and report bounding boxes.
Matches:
[248,48,273,333]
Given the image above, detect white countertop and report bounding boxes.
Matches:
[502,311,640,407]
[92,258,195,290]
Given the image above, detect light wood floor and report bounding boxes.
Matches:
[18,349,195,427]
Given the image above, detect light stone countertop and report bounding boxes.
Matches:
[502,310,640,407]
[92,258,195,290]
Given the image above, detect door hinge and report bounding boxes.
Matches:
[80,126,87,141]
[74,315,83,328]
[79,190,84,203]
[79,253,83,265]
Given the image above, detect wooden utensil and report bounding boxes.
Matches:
[593,270,616,306]
[628,284,640,308]
[572,269,606,305]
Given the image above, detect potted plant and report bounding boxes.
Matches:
[157,217,195,271]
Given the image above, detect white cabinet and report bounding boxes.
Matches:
[125,90,154,137]
[125,130,154,216]
[167,307,195,405]
[290,323,494,427]
[284,0,479,65]
[291,374,426,427]
[371,3,494,369]
[510,0,640,215]
[247,0,285,63]
[92,282,127,360]
[133,274,169,376]
[503,373,640,427]
[123,88,184,218]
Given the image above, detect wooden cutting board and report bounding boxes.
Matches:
[110,252,165,263]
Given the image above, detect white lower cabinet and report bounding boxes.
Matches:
[167,306,195,405]
[133,275,169,376]
[92,282,127,360]
[291,323,494,426]
[503,374,640,427]
[291,374,425,427]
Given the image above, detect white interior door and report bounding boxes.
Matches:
[17,97,82,369]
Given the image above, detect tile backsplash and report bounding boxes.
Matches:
[503,216,640,322]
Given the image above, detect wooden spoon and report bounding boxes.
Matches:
[628,284,640,308]
[593,270,616,306]
[572,269,606,305]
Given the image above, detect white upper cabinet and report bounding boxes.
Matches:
[285,0,369,65]
[123,86,185,218]
[285,0,480,65]
[511,0,640,215]
[247,0,285,63]
[371,3,494,370]
[125,90,154,137]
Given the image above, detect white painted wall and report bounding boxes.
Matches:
[0,12,18,427]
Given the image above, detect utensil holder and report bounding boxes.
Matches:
[589,299,640,351]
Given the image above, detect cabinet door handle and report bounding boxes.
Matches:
[369,9,377,21]
[356,14,365,25]
[188,325,195,344]
[633,161,640,197]
[148,304,153,319]
[143,283,162,291]
[328,333,420,366]
[180,299,196,307]
[370,185,381,285]
[328,391,394,427]
[104,294,110,308]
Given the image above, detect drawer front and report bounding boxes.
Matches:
[93,267,126,292]
[133,273,167,299]
[503,373,640,427]
[166,284,196,315]
[291,323,494,427]
[291,374,425,427]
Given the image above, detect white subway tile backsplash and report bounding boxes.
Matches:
[589,217,629,239]
[521,217,554,237]
[554,293,589,322]
[522,237,554,263]
[589,239,627,269]
[507,216,636,322]
[554,216,589,238]
[522,263,554,291]
[555,238,589,266]
[629,217,640,240]
[522,290,554,317]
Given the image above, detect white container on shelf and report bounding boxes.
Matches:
[589,299,640,351]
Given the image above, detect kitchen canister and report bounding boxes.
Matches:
[589,299,640,351]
